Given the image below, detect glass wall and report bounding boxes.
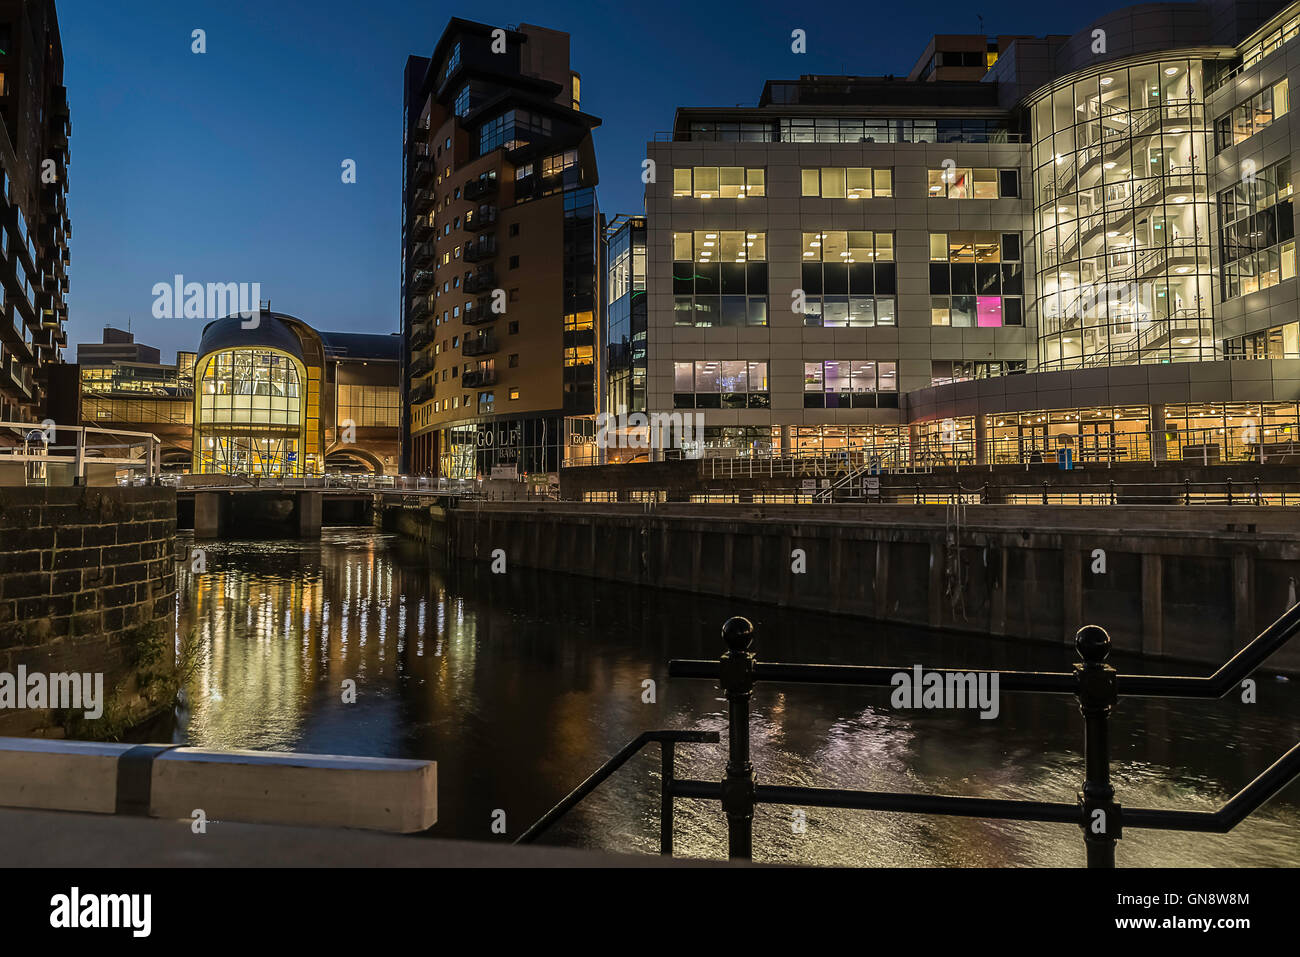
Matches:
[193,349,318,477]
[1031,58,1215,369]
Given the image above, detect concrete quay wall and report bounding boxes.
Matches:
[400,502,1300,674]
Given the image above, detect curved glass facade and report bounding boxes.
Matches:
[193,349,320,476]
[1031,57,1215,370]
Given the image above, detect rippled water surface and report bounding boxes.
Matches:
[168,529,1300,866]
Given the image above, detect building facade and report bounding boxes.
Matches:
[616,0,1300,469]
[401,18,600,479]
[192,313,399,478]
[0,0,69,423]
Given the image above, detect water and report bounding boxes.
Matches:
[168,528,1300,866]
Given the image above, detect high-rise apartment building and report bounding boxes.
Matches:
[615,0,1300,468]
[401,19,600,478]
[0,0,69,423]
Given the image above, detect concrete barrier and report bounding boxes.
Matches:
[0,738,436,833]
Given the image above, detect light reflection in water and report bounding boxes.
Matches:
[170,529,1300,866]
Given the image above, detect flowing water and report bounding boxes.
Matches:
[167,528,1300,866]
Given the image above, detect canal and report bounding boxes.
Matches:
[166,528,1300,865]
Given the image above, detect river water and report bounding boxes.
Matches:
[168,528,1300,866]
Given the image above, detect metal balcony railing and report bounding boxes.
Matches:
[461,368,497,388]
[465,206,498,232]
[462,301,495,326]
[464,270,496,294]
[411,270,436,295]
[464,175,498,200]
[408,354,432,379]
[464,237,497,263]
[463,334,498,357]
[409,324,433,352]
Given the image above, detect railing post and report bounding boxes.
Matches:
[1184,479,1191,506]
[660,741,675,856]
[719,616,756,861]
[1227,478,1234,506]
[1108,480,1115,505]
[1254,476,1261,505]
[1041,481,1048,505]
[1074,625,1121,868]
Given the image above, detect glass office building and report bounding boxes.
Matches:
[1031,58,1216,369]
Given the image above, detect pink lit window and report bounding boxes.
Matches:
[976,296,1003,327]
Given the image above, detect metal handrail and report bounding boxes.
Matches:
[663,606,1300,866]
[514,729,719,851]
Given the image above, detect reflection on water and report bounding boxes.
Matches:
[171,529,1300,866]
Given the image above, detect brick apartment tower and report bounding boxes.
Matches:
[401,18,600,478]
[0,0,69,423]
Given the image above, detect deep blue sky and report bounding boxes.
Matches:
[61,0,1110,361]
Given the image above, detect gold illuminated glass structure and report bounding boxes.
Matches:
[192,314,325,477]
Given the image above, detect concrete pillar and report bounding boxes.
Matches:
[1151,404,1167,463]
[1063,539,1083,644]
[1142,552,1163,657]
[1233,551,1254,651]
[874,540,890,618]
[780,425,792,457]
[297,492,322,538]
[928,542,944,628]
[974,414,990,467]
[990,547,1008,636]
[195,492,221,539]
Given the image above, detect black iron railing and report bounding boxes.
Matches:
[514,729,719,853]
[520,604,1300,866]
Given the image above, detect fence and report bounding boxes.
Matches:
[519,608,1300,866]
[0,422,159,486]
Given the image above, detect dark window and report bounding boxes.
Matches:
[509,255,519,269]
[509,223,520,237]
[998,169,1019,198]
[508,321,519,334]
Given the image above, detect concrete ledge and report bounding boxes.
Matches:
[0,807,730,867]
[0,739,436,833]
[152,747,436,833]
[0,738,128,814]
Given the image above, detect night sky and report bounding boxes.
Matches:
[61,0,1117,361]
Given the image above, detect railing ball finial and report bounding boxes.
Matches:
[722,616,755,652]
[1075,624,1112,663]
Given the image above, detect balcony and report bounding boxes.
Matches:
[410,322,433,351]
[409,296,430,322]
[464,236,497,263]
[412,269,436,295]
[464,270,497,294]
[410,382,433,405]
[464,174,498,201]
[411,241,437,266]
[465,206,498,232]
[411,188,437,212]
[409,353,433,379]
[461,368,498,388]
[411,160,436,189]
[463,334,498,357]
[462,299,495,326]
[411,215,436,242]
